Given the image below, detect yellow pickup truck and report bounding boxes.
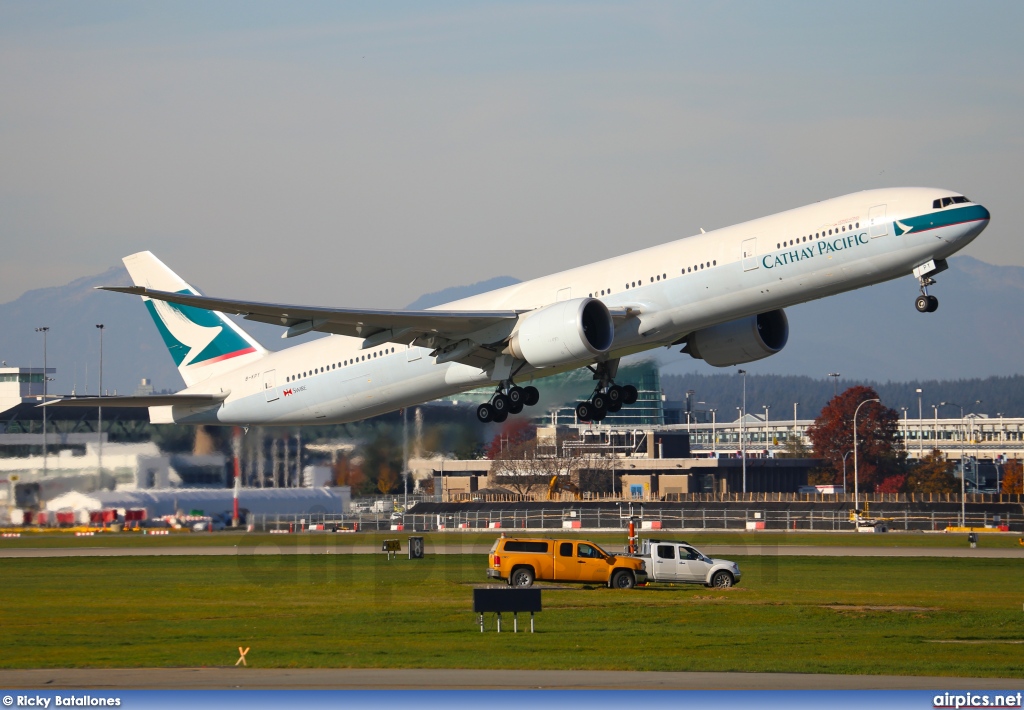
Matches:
[487,537,647,589]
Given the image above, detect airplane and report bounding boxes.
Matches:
[47,187,989,426]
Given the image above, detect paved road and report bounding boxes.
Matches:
[0,667,1021,690]
[1,544,1022,558]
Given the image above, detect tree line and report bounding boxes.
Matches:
[661,372,1024,420]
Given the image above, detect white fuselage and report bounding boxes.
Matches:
[159,187,988,426]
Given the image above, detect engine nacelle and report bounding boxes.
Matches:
[683,309,789,367]
[509,298,614,368]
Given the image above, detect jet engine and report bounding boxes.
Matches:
[682,309,789,367]
[508,298,614,368]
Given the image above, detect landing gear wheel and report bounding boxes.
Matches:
[476,403,494,423]
[927,295,939,312]
[915,295,930,313]
[492,409,508,423]
[622,385,639,405]
[507,386,524,407]
[607,400,622,413]
[508,400,524,415]
[491,393,511,415]
[606,385,624,407]
[523,386,540,407]
[576,401,594,422]
[591,393,608,412]
[592,408,607,422]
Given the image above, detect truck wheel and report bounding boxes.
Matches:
[611,570,635,589]
[711,571,734,588]
[510,567,535,588]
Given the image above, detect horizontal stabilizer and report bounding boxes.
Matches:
[40,393,228,408]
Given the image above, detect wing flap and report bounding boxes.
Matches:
[42,393,227,408]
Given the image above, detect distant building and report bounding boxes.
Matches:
[0,365,55,415]
[45,487,351,518]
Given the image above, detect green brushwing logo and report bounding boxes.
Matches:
[144,290,255,368]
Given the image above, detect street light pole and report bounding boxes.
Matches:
[763,405,770,456]
[709,408,717,458]
[916,388,924,456]
[36,327,49,476]
[853,397,880,518]
[96,324,104,478]
[828,373,841,399]
[900,407,909,453]
[402,406,409,512]
[842,450,853,494]
[738,369,747,493]
[941,401,966,527]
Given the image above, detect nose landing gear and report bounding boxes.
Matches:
[913,258,947,313]
[915,293,938,313]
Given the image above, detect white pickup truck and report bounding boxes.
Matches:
[635,539,741,588]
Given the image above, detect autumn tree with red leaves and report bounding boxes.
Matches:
[1001,459,1023,494]
[807,386,906,492]
[485,419,537,460]
[906,449,958,494]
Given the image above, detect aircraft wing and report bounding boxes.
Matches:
[100,286,525,344]
[41,393,227,408]
[101,285,640,371]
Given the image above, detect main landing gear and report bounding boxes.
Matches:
[476,382,541,423]
[575,360,638,423]
[575,383,638,423]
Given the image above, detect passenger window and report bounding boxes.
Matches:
[656,545,675,560]
[681,546,700,561]
[559,542,573,557]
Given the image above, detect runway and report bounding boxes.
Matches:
[1,544,1022,558]
[0,667,1021,690]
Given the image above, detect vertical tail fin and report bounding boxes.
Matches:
[123,251,268,388]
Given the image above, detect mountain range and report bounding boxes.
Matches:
[0,256,1020,402]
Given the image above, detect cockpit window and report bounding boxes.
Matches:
[933,196,972,209]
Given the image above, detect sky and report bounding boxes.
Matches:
[1,1,1023,311]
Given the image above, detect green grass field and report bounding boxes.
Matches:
[1,549,1022,677]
